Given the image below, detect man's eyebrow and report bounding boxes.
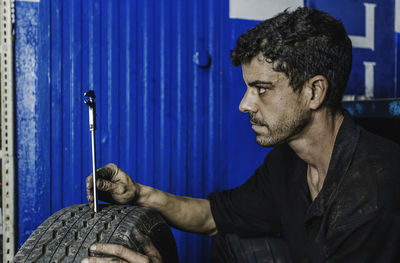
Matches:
[248,80,273,86]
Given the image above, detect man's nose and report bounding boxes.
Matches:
[239,89,257,113]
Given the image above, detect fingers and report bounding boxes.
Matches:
[96,178,117,192]
[86,165,118,202]
[87,179,118,208]
[86,175,94,208]
[97,163,120,180]
[82,257,128,263]
[86,174,93,189]
[86,163,135,207]
[86,164,118,209]
[87,243,151,263]
[86,163,119,190]
[142,237,162,263]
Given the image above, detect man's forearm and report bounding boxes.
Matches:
[135,184,218,236]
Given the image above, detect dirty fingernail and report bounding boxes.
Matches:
[90,244,97,251]
[81,258,89,263]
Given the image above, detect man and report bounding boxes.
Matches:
[83,7,400,263]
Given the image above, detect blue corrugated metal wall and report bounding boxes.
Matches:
[14,0,399,262]
[15,0,270,261]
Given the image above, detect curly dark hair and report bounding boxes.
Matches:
[231,7,352,112]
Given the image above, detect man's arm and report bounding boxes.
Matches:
[136,184,217,235]
[86,163,217,236]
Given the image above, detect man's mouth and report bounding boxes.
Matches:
[250,118,266,127]
[251,121,262,126]
[249,113,266,127]
[251,123,266,134]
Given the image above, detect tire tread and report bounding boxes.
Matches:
[14,204,179,263]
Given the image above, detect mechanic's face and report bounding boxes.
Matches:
[239,56,311,147]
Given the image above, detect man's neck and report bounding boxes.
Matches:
[288,109,344,200]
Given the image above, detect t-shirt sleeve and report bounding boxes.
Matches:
[208,155,281,237]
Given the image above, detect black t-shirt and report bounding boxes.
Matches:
[209,114,400,262]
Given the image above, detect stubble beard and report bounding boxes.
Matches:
[251,110,311,147]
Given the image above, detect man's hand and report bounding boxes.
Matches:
[81,240,162,263]
[86,163,139,208]
[87,164,217,236]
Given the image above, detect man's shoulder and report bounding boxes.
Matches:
[352,126,400,190]
[327,125,400,228]
[354,127,400,211]
[355,127,400,169]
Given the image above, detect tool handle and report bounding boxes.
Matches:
[91,130,98,212]
[84,90,98,212]
[88,105,96,131]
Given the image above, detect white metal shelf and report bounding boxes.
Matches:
[0,0,16,262]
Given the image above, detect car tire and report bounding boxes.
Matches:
[14,204,179,263]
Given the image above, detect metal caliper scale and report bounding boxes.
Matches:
[84,90,99,212]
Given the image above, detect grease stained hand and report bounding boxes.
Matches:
[81,239,162,263]
[86,163,138,209]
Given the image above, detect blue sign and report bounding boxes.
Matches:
[309,0,396,98]
[230,0,398,98]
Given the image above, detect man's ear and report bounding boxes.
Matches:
[305,75,328,110]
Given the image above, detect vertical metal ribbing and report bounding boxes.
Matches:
[0,0,16,262]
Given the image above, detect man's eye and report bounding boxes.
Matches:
[258,87,267,94]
